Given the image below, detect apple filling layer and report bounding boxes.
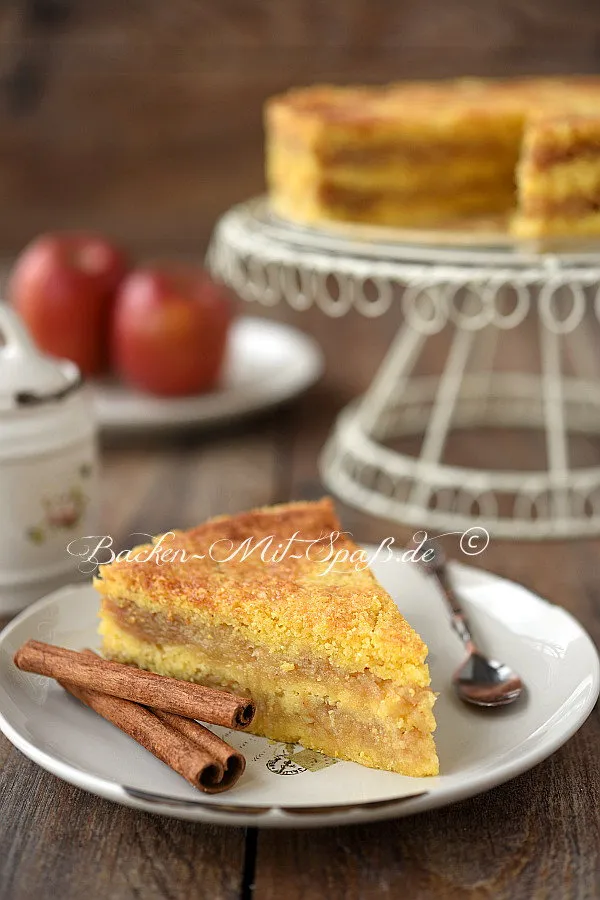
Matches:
[100,610,438,776]
[100,597,436,733]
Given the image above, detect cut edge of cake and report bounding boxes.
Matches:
[513,113,600,238]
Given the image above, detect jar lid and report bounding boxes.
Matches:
[0,304,81,412]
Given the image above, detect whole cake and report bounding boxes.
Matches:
[96,498,438,776]
[265,77,600,238]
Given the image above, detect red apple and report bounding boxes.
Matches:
[8,232,129,376]
[111,265,233,396]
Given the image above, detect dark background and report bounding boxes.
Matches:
[1,0,600,258]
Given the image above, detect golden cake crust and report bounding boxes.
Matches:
[267,77,600,128]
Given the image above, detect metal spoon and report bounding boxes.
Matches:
[420,541,524,707]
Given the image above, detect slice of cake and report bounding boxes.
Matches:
[514,113,600,238]
[96,498,438,776]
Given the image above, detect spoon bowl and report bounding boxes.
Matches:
[454,652,524,707]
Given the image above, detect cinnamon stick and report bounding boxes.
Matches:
[14,640,255,729]
[85,649,245,788]
[153,710,245,785]
[60,679,245,793]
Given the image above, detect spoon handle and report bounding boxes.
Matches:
[431,564,475,650]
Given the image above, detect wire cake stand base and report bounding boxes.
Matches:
[209,197,600,539]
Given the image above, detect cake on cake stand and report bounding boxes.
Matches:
[209,196,600,539]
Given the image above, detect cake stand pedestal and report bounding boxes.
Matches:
[209,197,600,539]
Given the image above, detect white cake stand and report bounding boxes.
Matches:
[208,196,600,539]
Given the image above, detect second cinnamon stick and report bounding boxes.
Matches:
[61,679,245,793]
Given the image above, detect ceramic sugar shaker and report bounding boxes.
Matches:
[0,304,99,614]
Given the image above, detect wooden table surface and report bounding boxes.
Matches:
[0,304,598,900]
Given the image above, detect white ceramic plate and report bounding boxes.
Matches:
[90,317,323,432]
[0,550,597,828]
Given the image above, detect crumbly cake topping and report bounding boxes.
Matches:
[267,77,600,129]
[95,498,428,679]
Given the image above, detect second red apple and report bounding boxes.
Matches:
[111,266,233,397]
